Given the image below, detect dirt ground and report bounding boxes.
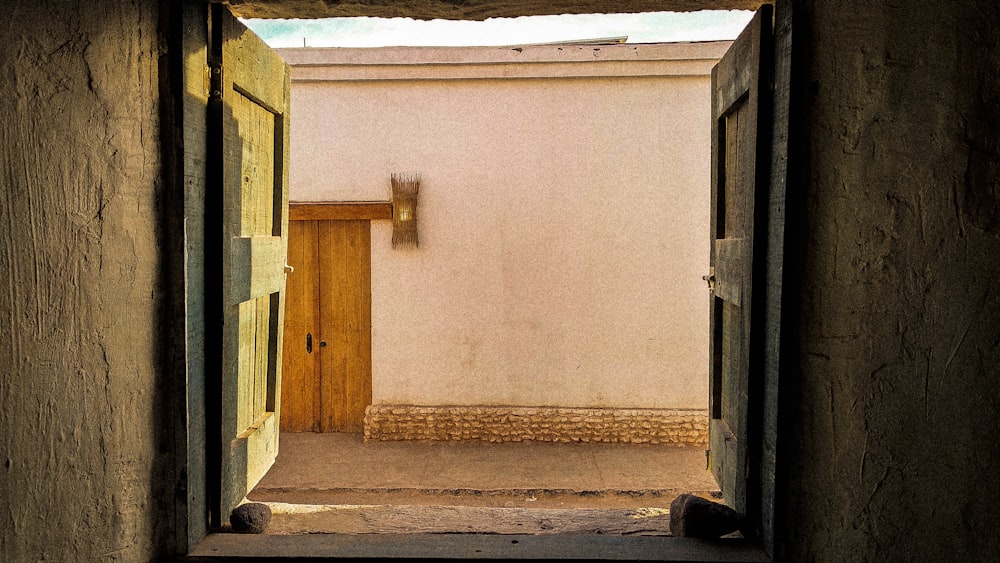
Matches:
[248,489,725,536]
[247,433,721,536]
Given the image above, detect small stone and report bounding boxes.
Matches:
[230,502,271,534]
[669,493,742,538]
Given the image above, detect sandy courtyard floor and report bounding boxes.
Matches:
[246,432,720,536]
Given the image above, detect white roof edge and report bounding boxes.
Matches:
[275,41,732,67]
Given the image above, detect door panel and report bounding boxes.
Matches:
[708,5,772,518]
[209,4,290,525]
[281,219,372,433]
[318,220,372,433]
[281,220,321,432]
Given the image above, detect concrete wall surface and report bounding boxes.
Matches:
[780,0,1000,560]
[0,0,179,560]
[278,43,727,409]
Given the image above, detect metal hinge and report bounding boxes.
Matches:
[705,449,711,470]
[209,63,223,100]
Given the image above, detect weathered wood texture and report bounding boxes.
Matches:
[281,220,372,433]
[289,201,392,221]
[708,6,771,519]
[280,220,322,431]
[181,0,211,551]
[759,0,795,554]
[227,0,765,20]
[211,4,291,527]
[318,220,373,432]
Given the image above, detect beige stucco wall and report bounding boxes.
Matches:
[278,42,726,410]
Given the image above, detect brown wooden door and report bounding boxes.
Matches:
[708,5,772,518]
[281,220,322,431]
[282,219,372,432]
[207,5,290,525]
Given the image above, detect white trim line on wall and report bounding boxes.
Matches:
[276,41,731,81]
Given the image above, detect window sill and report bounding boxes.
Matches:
[187,533,770,561]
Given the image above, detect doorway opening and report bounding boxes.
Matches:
[238,7,748,533]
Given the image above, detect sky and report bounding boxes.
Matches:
[243,11,754,48]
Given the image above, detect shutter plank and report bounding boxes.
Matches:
[230,236,285,304]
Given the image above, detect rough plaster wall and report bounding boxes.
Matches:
[0,0,175,559]
[784,0,1000,559]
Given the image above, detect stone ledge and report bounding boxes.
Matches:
[364,405,708,445]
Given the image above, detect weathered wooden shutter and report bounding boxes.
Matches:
[708,5,772,518]
[208,5,290,526]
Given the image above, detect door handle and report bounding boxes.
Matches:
[702,267,716,291]
[319,340,327,347]
[306,333,313,353]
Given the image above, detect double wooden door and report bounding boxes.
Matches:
[282,219,373,432]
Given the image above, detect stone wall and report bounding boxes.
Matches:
[365,405,708,445]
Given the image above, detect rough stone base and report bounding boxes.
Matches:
[364,405,708,445]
